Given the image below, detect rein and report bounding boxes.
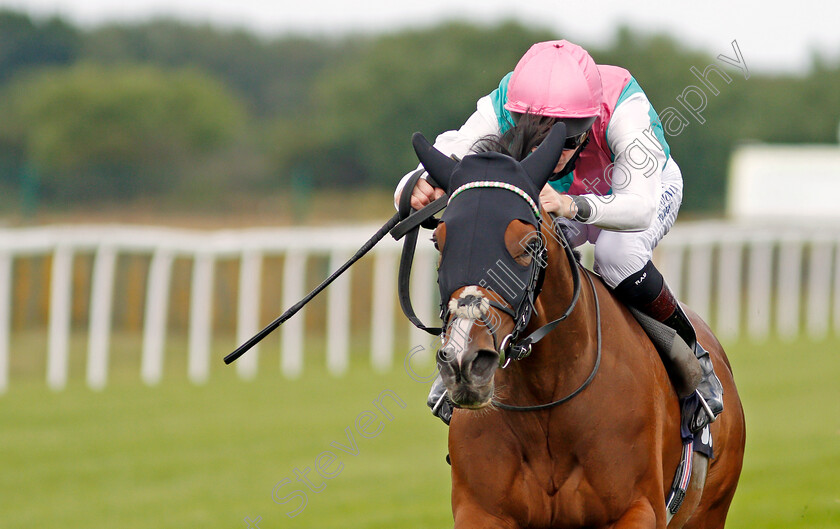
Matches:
[393,182,601,412]
[492,270,602,411]
[498,217,582,364]
[392,169,447,335]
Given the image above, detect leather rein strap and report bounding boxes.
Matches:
[492,269,602,411]
[500,218,582,362]
[392,169,446,336]
[390,178,601,411]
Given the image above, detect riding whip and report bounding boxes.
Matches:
[223,212,401,364]
[224,169,443,365]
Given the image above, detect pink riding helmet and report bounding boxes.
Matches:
[505,40,603,135]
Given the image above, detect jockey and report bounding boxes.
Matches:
[395,40,723,432]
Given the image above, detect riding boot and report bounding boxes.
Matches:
[427,373,453,425]
[613,261,724,432]
[663,304,725,432]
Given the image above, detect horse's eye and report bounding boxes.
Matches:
[430,236,439,251]
[512,240,538,266]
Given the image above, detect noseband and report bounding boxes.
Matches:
[492,268,602,412]
[437,214,582,368]
[452,213,602,413]
[393,174,601,411]
[495,216,583,365]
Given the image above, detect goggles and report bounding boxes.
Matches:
[563,131,588,151]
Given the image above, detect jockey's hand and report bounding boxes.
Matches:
[540,184,578,219]
[411,178,445,210]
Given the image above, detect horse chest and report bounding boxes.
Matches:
[513,452,625,527]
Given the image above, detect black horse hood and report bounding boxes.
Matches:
[411,123,566,315]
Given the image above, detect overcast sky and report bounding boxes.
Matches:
[2,0,838,74]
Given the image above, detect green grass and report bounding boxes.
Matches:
[726,337,840,529]
[0,333,838,528]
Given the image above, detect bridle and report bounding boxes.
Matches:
[493,268,602,412]
[392,172,601,411]
[437,212,578,368]
[474,211,602,412]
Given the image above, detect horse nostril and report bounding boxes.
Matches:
[438,345,457,364]
[469,349,499,382]
[438,357,457,382]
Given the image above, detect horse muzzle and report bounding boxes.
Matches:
[437,316,501,408]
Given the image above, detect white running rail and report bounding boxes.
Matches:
[0,221,838,392]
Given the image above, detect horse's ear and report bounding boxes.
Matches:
[521,122,567,188]
[412,132,455,190]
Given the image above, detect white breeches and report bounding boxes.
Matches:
[559,159,684,288]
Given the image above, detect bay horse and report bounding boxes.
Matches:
[412,124,746,528]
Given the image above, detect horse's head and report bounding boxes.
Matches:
[413,123,567,409]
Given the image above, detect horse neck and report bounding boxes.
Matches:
[501,226,597,404]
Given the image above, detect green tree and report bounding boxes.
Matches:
[297,21,555,187]
[1,63,247,201]
[0,10,80,84]
[1,11,839,213]
[82,20,351,118]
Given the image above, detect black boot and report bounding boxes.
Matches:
[427,374,453,425]
[662,300,724,431]
[614,261,724,432]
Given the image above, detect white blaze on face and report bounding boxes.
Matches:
[441,286,491,368]
[442,317,474,368]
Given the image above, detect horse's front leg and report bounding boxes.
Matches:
[453,503,518,529]
[609,498,664,529]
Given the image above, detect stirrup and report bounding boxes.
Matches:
[689,343,724,432]
[431,394,453,425]
[427,376,453,425]
[690,389,717,432]
[696,390,717,424]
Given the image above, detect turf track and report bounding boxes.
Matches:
[0,333,837,528]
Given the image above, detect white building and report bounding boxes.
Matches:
[727,143,840,222]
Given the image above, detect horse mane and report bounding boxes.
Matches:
[473,114,583,264]
[472,113,556,162]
